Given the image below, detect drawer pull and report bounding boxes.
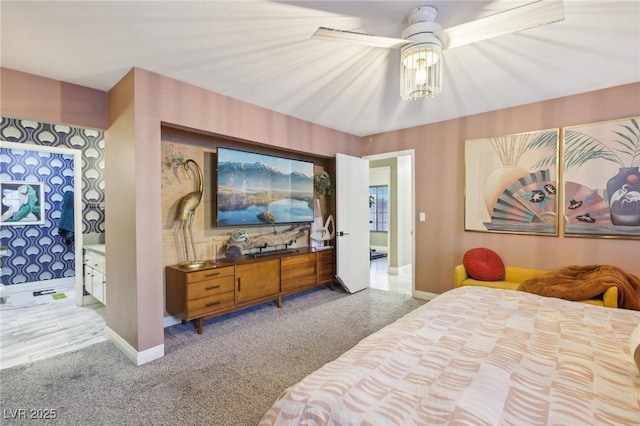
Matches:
[205,301,221,308]
[205,285,221,291]
[205,272,221,277]
[238,278,241,291]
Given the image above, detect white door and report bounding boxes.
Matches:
[335,153,370,293]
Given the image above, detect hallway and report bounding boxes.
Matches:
[369,257,412,295]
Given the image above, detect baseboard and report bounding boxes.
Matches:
[370,245,387,253]
[83,294,100,306]
[163,315,182,328]
[3,278,74,295]
[104,326,164,366]
[412,290,439,301]
[388,264,411,276]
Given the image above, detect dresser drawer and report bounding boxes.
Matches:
[281,253,316,291]
[187,275,235,300]
[317,260,333,273]
[317,249,333,265]
[317,250,334,282]
[85,252,105,274]
[187,291,234,318]
[187,266,234,284]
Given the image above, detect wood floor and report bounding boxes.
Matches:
[0,286,106,370]
[0,258,408,370]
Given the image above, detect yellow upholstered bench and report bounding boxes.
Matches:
[454,264,618,308]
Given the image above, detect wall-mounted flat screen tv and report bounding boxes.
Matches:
[216,147,315,227]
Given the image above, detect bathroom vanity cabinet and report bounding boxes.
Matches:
[83,244,106,305]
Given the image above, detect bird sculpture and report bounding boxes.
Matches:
[176,159,204,266]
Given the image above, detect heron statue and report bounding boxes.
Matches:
[175,159,205,267]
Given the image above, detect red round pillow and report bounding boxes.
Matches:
[462,248,505,281]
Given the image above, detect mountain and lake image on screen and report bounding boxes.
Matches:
[216,148,314,227]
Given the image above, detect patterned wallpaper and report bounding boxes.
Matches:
[0,117,105,285]
[1,149,75,284]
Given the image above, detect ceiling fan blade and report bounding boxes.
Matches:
[312,27,410,49]
[438,0,564,50]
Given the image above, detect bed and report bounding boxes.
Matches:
[260,286,640,425]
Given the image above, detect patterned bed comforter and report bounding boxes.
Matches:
[260,286,640,425]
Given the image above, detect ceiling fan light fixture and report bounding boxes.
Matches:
[311,2,564,101]
[400,43,442,100]
[399,6,443,100]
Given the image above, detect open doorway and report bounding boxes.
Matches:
[0,141,106,369]
[365,150,414,296]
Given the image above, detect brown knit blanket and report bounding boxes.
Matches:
[520,265,640,311]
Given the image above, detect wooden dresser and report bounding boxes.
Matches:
[166,247,335,334]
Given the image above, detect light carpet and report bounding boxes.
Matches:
[0,287,427,425]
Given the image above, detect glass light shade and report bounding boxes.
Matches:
[400,45,442,100]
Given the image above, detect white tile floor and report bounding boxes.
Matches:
[370,257,412,295]
[0,287,106,370]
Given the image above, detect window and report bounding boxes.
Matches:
[369,185,388,232]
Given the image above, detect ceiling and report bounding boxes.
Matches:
[1,1,639,137]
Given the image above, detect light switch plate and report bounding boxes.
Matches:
[419,212,426,222]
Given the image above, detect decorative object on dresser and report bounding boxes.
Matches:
[224,224,310,260]
[310,204,335,248]
[174,158,205,268]
[310,171,335,250]
[165,247,335,334]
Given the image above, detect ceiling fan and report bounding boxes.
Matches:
[311,0,564,100]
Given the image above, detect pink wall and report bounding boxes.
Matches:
[105,68,362,353]
[363,82,640,294]
[138,69,362,157]
[105,70,153,350]
[1,68,108,129]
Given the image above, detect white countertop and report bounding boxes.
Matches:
[84,244,105,254]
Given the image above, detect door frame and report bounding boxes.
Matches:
[0,141,84,305]
[364,149,416,295]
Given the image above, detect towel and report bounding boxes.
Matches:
[58,190,74,244]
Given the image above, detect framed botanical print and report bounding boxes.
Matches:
[562,116,640,239]
[0,180,45,226]
[465,128,559,235]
